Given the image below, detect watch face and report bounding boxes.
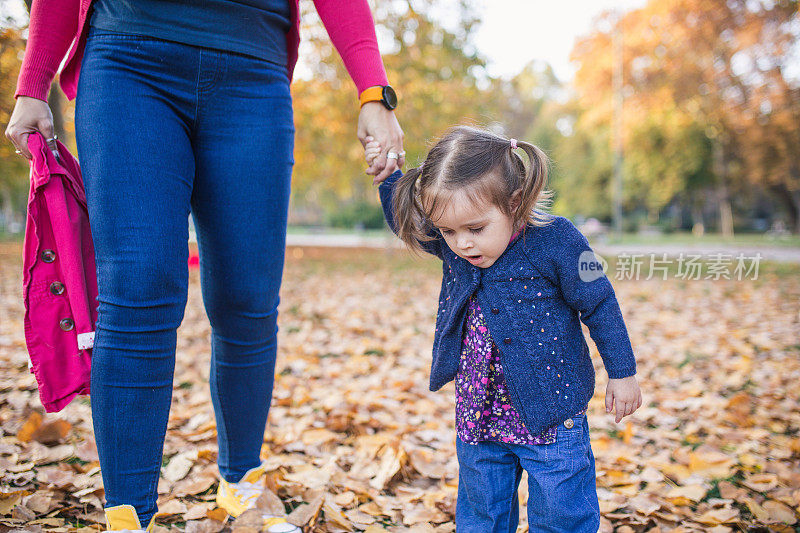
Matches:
[382,86,398,109]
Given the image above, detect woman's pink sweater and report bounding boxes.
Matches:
[16,0,389,102]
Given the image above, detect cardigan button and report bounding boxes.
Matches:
[41,249,56,263]
[59,318,74,331]
[491,308,500,314]
[503,338,512,345]
[50,281,65,295]
[563,418,575,429]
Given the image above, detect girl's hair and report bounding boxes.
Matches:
[392,125,554,253]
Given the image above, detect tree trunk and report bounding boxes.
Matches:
[1,187,14,234]
[691,202,704,237]
[718,185,734,238]
[770,183,800,234]
[713,141,734,238]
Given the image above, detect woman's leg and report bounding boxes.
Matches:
[188,50,294,483]
[75,29,198,526]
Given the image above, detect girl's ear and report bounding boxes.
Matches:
[509,188,523,213]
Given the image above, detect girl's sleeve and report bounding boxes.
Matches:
[378,170,443,259]
[312,0,389,94]
[15,0,81,102]
[544,218,637,379]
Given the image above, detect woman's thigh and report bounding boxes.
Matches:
[189,53,294,328]
[75,28,199,330]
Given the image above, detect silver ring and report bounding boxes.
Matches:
[398,151,406,157]
[386,152,399,160]
[15,149,22,155]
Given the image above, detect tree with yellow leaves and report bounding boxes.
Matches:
[570,0,799,234]
[291,0,491,222]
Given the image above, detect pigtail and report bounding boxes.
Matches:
[514,140,554,228]
[391,165,432,255]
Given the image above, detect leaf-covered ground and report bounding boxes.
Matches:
[1,242,799,532]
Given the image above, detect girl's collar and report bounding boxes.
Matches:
[509,226,524,245]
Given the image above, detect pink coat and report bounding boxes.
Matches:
[23,132,97,413]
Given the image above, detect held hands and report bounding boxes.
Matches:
[605,375,642,423]
[357,102,404,185]
[364,137,402,186]
[364,137,381,168]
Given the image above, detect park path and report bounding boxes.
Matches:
[285,233,800,263]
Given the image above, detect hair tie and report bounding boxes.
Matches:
[509,138,518,150]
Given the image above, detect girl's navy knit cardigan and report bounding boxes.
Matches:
[379,171,637,434]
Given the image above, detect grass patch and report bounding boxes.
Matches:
[679,437,704,451]
[600,231,800,248]
[702,474,743,502]
[677,351,710,369]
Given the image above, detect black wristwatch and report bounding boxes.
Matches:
[359,85,398,110]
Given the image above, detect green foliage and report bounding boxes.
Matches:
[325,200,386,230]
[0,28,28,190]
[552,116,614,221]
[624,107,714,218]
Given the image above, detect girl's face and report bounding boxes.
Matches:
[427,189,521,269]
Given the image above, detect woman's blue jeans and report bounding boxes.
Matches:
[455,413,601,532]
[75,27,294,526]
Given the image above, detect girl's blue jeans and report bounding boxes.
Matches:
[75,26,294,526]
[455,413,601,533]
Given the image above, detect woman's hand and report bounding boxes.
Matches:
[605,375,642,423]
[5,96,59,160]
[357,102,404,185]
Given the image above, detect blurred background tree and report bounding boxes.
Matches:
[571,0,799,234]
[0,0,70,234]
[0,21,27,233]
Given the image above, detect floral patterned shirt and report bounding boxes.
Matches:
[455,296,585,445]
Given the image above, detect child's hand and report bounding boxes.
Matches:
[364,136,382,169]
[605,375,642,423]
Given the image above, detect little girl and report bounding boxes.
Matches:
[365,126,642,532]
